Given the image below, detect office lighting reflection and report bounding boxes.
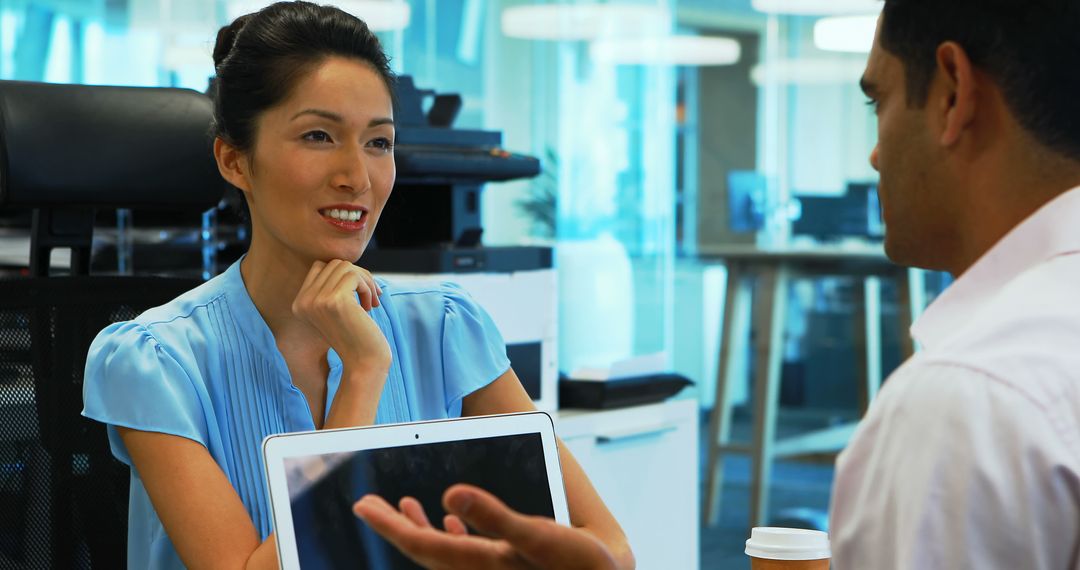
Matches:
[225,0,411,30]
[751,0,880,15]
[750,58,867,85]
[501,4,670,41]
[590,36,740,66]
[813,15,877,53]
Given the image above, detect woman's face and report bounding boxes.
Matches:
[225,56,396,265]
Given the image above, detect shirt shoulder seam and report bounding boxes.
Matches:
[904,357,1080,460]
[139,290,229,329]
[910,358,1050,411]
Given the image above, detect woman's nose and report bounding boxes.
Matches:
[332,147,370,194]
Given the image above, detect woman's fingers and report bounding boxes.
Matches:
[324,264,380,312]
[291,261,391,374]
[332,268,371,311]
[300,260,326,292]
[292,260,327,315]
[308,258,345,296]
[295,260,382,317]
[367,271,382,308]
[353,268,378,311]
[353,267,381,309]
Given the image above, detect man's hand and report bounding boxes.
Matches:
[353,484,619,570]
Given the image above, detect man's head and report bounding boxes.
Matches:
[862,0,1080,273]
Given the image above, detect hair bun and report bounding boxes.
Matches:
[213,13,253,68]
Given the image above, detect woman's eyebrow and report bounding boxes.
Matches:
[291,108,344,123]
[290,109,393,129]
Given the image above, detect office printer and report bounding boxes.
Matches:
[361,77,558,411]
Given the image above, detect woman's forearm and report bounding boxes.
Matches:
[577,523,636,570]
[323,364,388,429]
[244,534,279,570]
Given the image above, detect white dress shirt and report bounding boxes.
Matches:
[830,186,1080,570]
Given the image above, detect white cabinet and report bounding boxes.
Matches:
[555,399,699,570]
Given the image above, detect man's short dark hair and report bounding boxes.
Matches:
[880,0,1080,160]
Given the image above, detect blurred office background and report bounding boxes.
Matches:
[0,0,951,567]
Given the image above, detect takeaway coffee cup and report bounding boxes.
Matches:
[745,527,831,569]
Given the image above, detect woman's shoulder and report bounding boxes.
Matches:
[136,276,227,326]
[378,278,471,301]
[95,272,232,351]
[376,277,503,344]
[377,278,479,316]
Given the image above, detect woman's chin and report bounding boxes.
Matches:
[304,237,365,262]
[321,245,368,264]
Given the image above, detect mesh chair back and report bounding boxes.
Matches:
[0,276,200,569]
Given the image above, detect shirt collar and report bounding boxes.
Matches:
[220,256,288,370]
[912,185,1080,349]
[221,256,346,375]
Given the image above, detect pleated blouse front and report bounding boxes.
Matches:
[81,259,510,570]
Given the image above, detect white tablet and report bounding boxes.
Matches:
[262,412,570,570]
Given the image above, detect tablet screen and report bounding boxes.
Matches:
[283,432,555,570]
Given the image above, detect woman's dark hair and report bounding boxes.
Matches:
[880,0,1080,161]
[210,1,395,154]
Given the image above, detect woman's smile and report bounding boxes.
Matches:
[318,205,370,232]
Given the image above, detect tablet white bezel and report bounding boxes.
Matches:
[262,412,569,570]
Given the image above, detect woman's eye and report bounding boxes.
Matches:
[368,137,395,152]
[302,130,333,143]
[865,98,879,113]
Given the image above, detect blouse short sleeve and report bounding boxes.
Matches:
[82,321,209,466]
[439,282,512,415]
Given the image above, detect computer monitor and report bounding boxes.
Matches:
[791,182,882,242]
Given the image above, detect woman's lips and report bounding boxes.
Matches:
[319,208,368,232]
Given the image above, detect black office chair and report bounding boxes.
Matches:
[0,81,224,569]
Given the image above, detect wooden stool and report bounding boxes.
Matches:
[699,245,923,528]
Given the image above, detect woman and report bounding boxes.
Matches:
[81,2,633,569]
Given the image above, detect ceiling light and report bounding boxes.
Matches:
[590,36,740,66]
[813,15,877,53]
[751,0,881,15]
[225,1,411,31]
[750,58,866,85]
[501,4,671,41]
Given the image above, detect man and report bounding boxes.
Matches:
[354,0,1080,567]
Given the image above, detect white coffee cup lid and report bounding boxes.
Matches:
[745,527,831,561]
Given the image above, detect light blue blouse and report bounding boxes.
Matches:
[81,260,511,570]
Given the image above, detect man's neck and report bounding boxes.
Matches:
[949,156,1080,277]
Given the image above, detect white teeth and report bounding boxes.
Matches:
[323,208,363,222]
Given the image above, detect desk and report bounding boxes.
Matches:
[699,243,924,528]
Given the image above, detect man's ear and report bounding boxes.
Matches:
[936,41,977,148]
[213,137,253,193]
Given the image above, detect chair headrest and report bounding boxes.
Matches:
[0,81,225,211]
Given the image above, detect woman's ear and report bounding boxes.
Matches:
[213,137,253,193]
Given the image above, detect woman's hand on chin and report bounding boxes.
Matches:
[291,258,392,375]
